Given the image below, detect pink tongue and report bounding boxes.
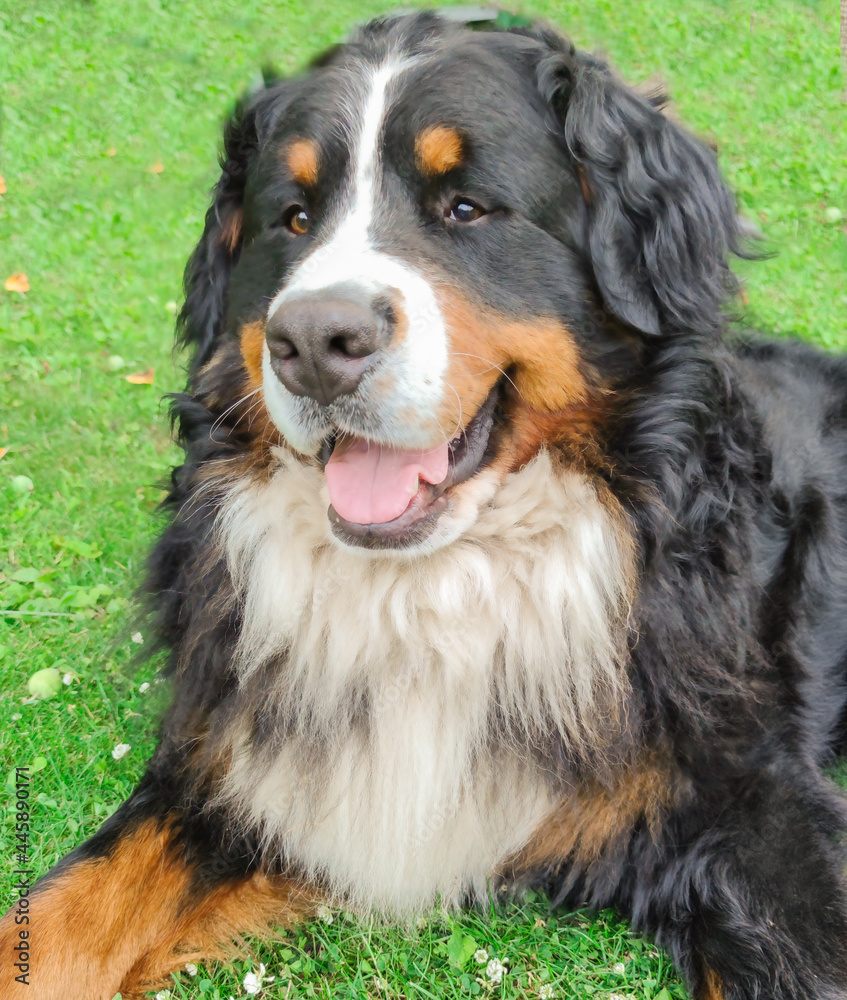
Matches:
[325,436,449,525]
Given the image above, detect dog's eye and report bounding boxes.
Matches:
[280,205,311,236]
[445,198,486,224]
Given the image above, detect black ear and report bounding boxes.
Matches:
[537,40,740,337]
[177,77,287,373]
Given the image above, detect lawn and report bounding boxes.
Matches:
[1,1,845,997]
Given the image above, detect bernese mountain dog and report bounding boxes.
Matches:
[3,10,847,999]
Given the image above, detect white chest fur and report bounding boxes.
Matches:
[215,449,632,915]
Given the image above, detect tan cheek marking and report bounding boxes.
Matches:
[437,291,590,433]
[510,321,588,411]
[238,322,281,454]
[285,139,320,188]
[415,125,464,176]
[220,207,244,253]
[240,320,266,390]
[491,400,610,475]
[191,341,280,462]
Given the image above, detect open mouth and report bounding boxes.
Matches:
[321,381,501,548]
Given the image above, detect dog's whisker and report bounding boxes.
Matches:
[440,381,465,444]
[209,387,263,438]
[449,352,522,398]
[178,462,243,518]
[242,396,266,433]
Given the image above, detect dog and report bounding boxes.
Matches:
[4,10,847,999]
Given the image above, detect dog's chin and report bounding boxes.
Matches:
[319,381,503,555]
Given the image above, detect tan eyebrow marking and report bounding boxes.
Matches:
[285,139,320,187]
[415,125,464,177]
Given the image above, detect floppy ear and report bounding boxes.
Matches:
[537,40,740,338]
[177,78,286,372]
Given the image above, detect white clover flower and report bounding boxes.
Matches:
[155,992,171,1000]
[486,958,507,984]
[11,713,21,721]
[243,963,273,995]
[131,631,144,644]
[539,986,555,999]
[139,682,150,693]
[474,949,489,964]
[609,994,627,1000]
[62,672,74,686]
[612,962,626,975]
[185,962,198,976]
[317,904,334,923]
[111,743,131,760]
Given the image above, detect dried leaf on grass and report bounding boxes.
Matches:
[124,367,155,385]
[4,273,29,293]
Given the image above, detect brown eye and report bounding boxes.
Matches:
[446,198,485,224]
[282,205,311,236]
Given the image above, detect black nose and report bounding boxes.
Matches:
[265,296,384,405]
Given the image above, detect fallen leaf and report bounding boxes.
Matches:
[0,176,6,195]
[147,161,164,174]
[0,448,7,460]
[4,273,29,293]
[107,147,117,157]
[124,367,154,384]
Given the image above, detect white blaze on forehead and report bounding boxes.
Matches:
[264,58,450,450]
[268,58,416,309]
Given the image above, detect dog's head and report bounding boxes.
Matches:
[179,12,739,553]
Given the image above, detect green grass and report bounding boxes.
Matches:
[1,1,845,997]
